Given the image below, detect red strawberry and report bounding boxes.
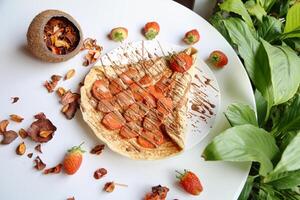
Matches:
[63,142,85,175]
[209,50,228,68]
[144,22,160,40]
[169,52,193,73]
[110,27,128,42]
[183,29,200,45]
[176,170,203,195]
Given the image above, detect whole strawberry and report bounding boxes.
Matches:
[176,170,203,195]
[110,27,128,42]
[63,142,85,175]
[183,29,200,45]
[144,22,160,40]
[209,50,228,68]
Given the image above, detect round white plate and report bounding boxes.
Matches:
[98,40,220,150]
[0,0,255,200]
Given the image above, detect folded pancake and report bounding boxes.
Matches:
[80,46,197,160]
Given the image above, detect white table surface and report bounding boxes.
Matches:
[0,0,255,199]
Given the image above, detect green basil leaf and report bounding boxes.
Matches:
[272,94,300,134]
[261,40,300,105]
[283,2,300,38]
[238,176,255,200]
[219,0,254,29]
[225,103,258,127]
[202,124,279,176]
[245,0,267,21]
[257,16,282,42]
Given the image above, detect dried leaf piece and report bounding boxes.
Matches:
[10,114,24,123]
[0,120,9,133]
[34,144,42,153]
[11,97,19,104]
[34,156,46,170]
[19,128,28,139]
[27,153,33,158]
[94,168,107,179]
[16,142,26,155]
[57,87,66,97]
[27,113,57,143]
[64,69,76,80]
[44,163,63,174]
[1,130,18,144]
[90,144,105,155]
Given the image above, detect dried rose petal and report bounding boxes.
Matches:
[27,153,33,158]
[90,144,105,155]
[51,75,62,82]
[57,87,66,97]
[81,38,102,66]
[27,114,57,143]
[34,112,46,120]
[94,168,107,179]
[18,128,28,139]
[63,100,79,120]
[60,91,80,105]
[44,75,62,93]
[103,182,115,193]
[44,163,63,174]
[11,97,19,104]
[64,69,76,80]
[39,130,53,138]
[0,120,9,134]
[34,144,42,153]
[34,156,46,170]
[1,130,18,144]
[67,197,75,200]
[16,142,26,155]
[144,185,169,200]
[10,114,24,123]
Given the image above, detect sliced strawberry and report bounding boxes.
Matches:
[148,85,164,100]
[139,75,153,87]
[97,99,116,113]
[157,97,173,116]
[115,90,135,110]
[119,122,142,139]
[124,102,149,122]
[109,78,127,95]
[102,112,125,130]
[92,80,112,100]
[169,52,193,73]
[137,130,164,148]
[130,82,148,101]
[143,94,157,109]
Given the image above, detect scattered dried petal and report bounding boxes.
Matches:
[144,185,169,200]
[67,197,75,200]
[81,38,102,66]
[10,114,24,123]
[16,142,26,155]
[61,104,70,113]
[44,163,63,174]
[18,128,28,139]
[11,97,19,104]
[63,101,79,120]
[27,153,33,158]
[51,75,62,82]
[94,168,107,179]
[1,130,18,144]
[34,156,46,170]
[57,87,66,97]
[44,75,62,93]
[90,144,105,155]
[0,120,9,134]
[39,130,53,138]
[34,144,42,153]
[64,69,76,80]
[27,113,57,143]
[103,182,115,193]
[34,112,46,120]
[60,91,80,105]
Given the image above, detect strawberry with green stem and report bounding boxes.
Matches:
[144,22,160,40]
[110,27,128,42]
[183,29,200,45]
[63,142,85,175]
[176,169,203,195]
[209,50,228,68]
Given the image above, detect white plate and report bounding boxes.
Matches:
[97,40,220,150]
[0,0,255,199]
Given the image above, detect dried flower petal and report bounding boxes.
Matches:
[27,113,57,143]
[61,104,70,113]
[144,185,169,200]
[103,182,115,193]
[34,112,46,120]
[34,156,46,170]
[0,120,9,134]
[44,163,63,174]
[64,69,76,80]
[11,97,19,104]
[44,75,62,93]
[94,168,107,179]
[18,128,28,139]
[34,144,42,153]
[90,144,105,155]
[60,91,80,105]
[16,142,26,155]
[67,197,75,200]
[81,38,102,66]
[1,130,18,144]
[39,130,53,138]
[57,87,66,97]
[27,153,33,158]
[51,75,62,82]
[10,114,24,123]
[63,101,79,120]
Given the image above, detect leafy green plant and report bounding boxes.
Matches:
[203,0,300,199]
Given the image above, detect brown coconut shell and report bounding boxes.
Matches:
[27,9,83,63]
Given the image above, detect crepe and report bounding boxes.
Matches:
[80,45,197,160]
